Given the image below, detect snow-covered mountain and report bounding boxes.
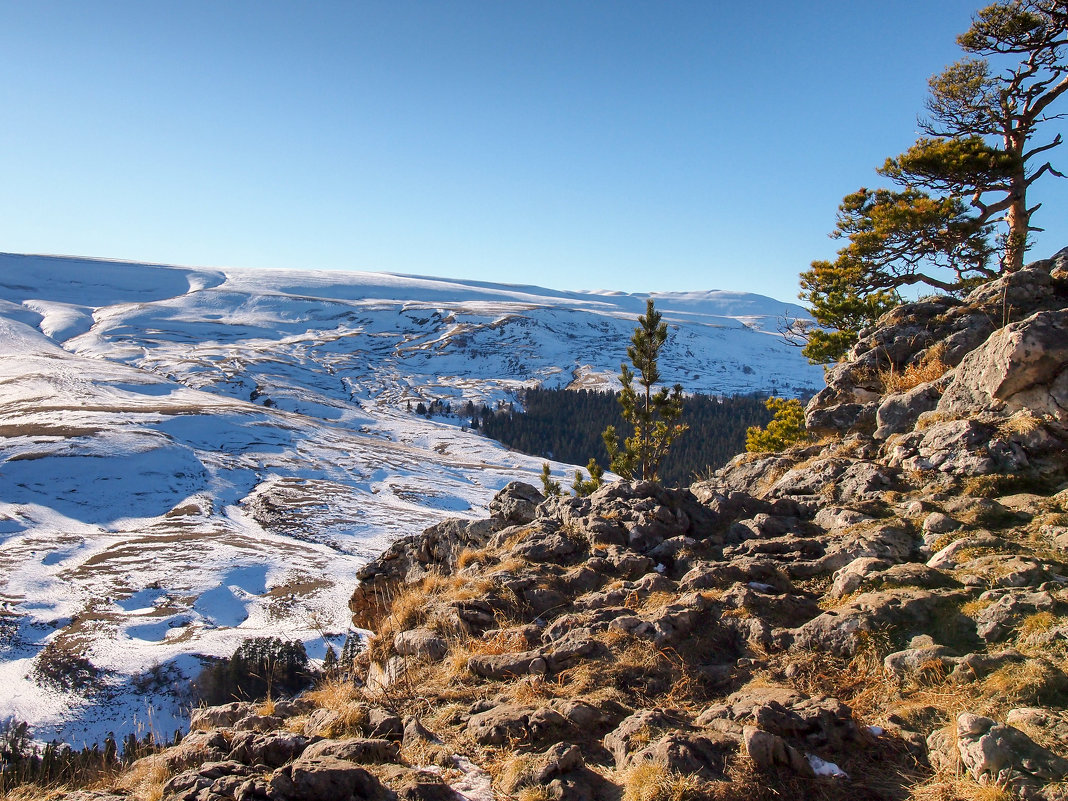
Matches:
[0,252,821,745]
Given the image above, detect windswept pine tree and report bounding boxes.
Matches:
[800,0,1068,363]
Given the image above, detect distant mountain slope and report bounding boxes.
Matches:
[0,252,821,744]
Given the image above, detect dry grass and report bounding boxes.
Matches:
[996,409,1043,438]
[959,598,993,619]
[304,677,370,737]
[879,345,950,395]
[456,547,493,570]
[980,659,1068,709]
[516,787,554,801]
[628,590,677,613]
[509,675,564,705]
[1018,611,1057,638]
[909,775,1016,801]
[112,754,171,801]
[494,752,539,795]
[620,761,709,801]
[915,410,957,431]
[0,788,70,801]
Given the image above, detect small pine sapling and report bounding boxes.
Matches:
[572,459,604,497]
[603,298,688,483]
[745,397,810,453]
[540,462,563,497]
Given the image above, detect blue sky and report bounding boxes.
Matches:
[1,1,1065,303]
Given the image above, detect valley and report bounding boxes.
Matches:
[0,253,821,744]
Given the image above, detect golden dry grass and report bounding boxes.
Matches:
[304,676,371,737]
[494,752,539,795]
[996,409,1042,438]
[112,754,171,801]
[516,787,554,801]
[620,761,708,801]
[908,775,1016,801]
[0,787,70,801]
[1019,611,1057,637]
[879,345,950,395]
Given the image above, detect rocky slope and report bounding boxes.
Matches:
[51,252,1068,800]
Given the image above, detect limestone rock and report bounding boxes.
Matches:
[938,309,1068,423]
[874,378,947,440]
[489,482,545,524]
[269,756,390,801]
[227,731,308,768]
[956,713,1068,794]
[299,737,401,765]
[190,702,256,731]
[791,589,966,657]
[974,589,1056,642]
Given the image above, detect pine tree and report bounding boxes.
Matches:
[745,397,810,453]
[540,462,563,496]
[602,299,688,483]
[572,459,604,496]
[322,644,338,676]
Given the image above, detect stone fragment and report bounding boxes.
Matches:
[394,628,449,661]
[743,726,813,776]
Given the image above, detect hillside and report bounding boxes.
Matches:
[44,249,1068,801]
[0,253,821,745]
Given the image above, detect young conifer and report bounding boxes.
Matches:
[572,458,604,496]
[540,462,563,496]
[602,298,687,483]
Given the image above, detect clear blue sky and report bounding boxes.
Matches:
[1,1,1065,303]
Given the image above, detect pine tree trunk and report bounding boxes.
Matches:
[1003,171,1029,273]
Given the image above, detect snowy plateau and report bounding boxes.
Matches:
[0,252,822,746]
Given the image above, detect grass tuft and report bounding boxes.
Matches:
[621,761,708,801]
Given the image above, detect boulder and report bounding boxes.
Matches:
[489,482,545,524]
[162,760,256,801]
[743,726,813,776]
[700,686,858,750]
[938,309,1068,423]
[269,756,390,801]
[190,702,256,731]
[791,589,966,657]
[974,589,1056,642]
[227,731,308,768]
[956,713,1068,794]
[394,628,449,661]
[874,379,946,440]
[466,704,532,746]
[467,649,545,680]
[299,737,401,765]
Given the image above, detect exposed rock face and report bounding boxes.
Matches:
[53,253,1068,801]
[805,259,1068,442]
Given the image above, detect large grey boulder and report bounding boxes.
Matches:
[269,756,390,801]
[891,419,1027,476]
[938,309,1068,423]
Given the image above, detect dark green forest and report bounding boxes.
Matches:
[475,387,778,488]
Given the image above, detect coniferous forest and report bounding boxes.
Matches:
[476,387,779,487]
